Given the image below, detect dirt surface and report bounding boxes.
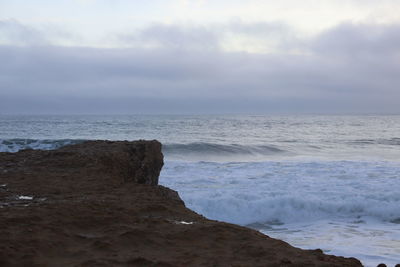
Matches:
[0,141,362,267]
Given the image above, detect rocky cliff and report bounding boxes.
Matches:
[0,140,362,266]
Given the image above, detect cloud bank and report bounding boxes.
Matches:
[1,21,399,114]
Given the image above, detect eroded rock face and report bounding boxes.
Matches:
[79,140,164,185]
[0,140,163,197]
[0,141,362,267]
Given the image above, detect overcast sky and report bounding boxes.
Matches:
[1,0,400,114]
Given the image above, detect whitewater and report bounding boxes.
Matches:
[1,114,399,266]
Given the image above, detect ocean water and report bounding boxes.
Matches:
[1,114,399,266]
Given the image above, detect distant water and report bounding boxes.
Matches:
[1,114,400,266]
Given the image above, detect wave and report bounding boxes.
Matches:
[0,139,85,153]
[163,142,288,160]
[181,193,400,226]
[349,138,400,146]
[161,160,400,225]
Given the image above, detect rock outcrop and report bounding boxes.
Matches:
[0,140,362,267]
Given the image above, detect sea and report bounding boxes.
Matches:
[1,114,399,266]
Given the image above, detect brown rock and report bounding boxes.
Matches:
[0,140,363,267]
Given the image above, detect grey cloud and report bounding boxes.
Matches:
[226,19,297,45]
[0,19,47,45]
[1,22,400,114]
[305,22,400,97]
[227,19,291,36]
[0,19,80,46]
[120,23,220,51]
[117,20,296,51]
[310,23,400,57]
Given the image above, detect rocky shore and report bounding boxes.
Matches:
[0,140,362,266]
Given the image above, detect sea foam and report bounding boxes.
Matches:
[160,160,400,225]
[0,139,84,153]
[160,159,400,266]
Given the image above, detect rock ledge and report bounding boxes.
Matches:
[0,141,362,267]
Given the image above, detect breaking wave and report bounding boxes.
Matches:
[161,160,400,225]
[163,142,288,161]
[0,139,85,153]
[349,138,400,146]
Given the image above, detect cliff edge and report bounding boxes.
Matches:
[0,140,362,266]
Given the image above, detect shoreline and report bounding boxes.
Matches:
[0,140,363,266]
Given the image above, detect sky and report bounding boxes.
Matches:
[1,0,400,114]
